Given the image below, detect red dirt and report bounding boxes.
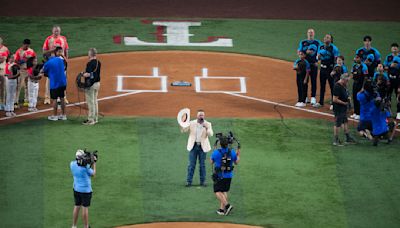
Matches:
[1,51,335,125]
[3,0,399,21]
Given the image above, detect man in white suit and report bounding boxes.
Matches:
[181,110,213,187]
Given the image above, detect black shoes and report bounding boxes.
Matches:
[225,204,233,215]
[185,182,192,187]
[216,209,225,215]
[200,183,207,187]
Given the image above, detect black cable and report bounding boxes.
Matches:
[272,99,297,136]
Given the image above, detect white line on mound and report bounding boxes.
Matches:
[223,92,400,133]
[0,91,143,121]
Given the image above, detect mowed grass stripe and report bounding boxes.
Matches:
[1,117,400,227]
[0,120,45,227]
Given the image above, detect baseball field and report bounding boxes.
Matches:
[1,1,400,228]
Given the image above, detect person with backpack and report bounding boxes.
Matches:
[211,136,240,216]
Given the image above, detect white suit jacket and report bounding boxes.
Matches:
[181,120,213,152]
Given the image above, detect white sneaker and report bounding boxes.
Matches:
[313,103,322,108]
[48,115,58,121]
[305,97,310,103]
[298,102,306,107]
[397,112,400,120]
[295,102,302,107]
[32,107,38,112]
[350,114,356,118]
[354,115,360,120]
[310,97,317,105]
[28,107,34,112]
[58,115,67,121]
[5,112,12,117]
[329,105,333,110]
[44,98,51,105]
[10,112,16,116]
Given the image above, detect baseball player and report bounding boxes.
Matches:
[14,39,36,108]
[351,54,369,120]
[27,57,43,112]
[293,51,310,107]
[43,25,69,104]
[314,34,339,108]
[297,28,321,105]
[0,36,10,59]
[384,43,400,107]
[355,35,381,79]
[4,55,19,117]
[0,52,7,111]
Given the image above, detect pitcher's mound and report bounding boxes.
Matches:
[117,222,262,228]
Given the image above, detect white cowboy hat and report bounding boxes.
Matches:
[177,108,190,128]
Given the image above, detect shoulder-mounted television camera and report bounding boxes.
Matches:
[214,131,241,149]
[76,149,98,167]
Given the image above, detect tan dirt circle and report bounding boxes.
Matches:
[2,51,334,124]
[116,222,262,228]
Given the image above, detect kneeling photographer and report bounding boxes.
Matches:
[211,133,240,216]
[70,149,98,228]
[357,80,375,139]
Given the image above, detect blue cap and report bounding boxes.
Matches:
[367,54,375,62]
[308,44,317,51]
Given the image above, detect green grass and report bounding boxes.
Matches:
[1,117,400,227]
[1,17,400,65]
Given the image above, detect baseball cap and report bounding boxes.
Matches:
[308,44,317,51]
[76,149,85,158]
[367,54,375,62]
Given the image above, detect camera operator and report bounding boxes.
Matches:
[357,80,375,139]
[371,98,392,146]
[332,74,356,146]
[211,136,239,216]
[70,150,97,228]
[180,109,213,187]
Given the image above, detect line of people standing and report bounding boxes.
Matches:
[294,29,400,121]
[0,25,102,125]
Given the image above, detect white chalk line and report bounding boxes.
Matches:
[223,92,400,133]
[0,91,143,121]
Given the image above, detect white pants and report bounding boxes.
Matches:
[28,79,39,108]
[5,78,17,112]
[15,69,28,104]
[85,82,100,122]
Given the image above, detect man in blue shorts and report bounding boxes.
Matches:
[211,136,240,216]
[43,47,67,121]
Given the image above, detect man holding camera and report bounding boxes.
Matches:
[211,136,239,216]
[70,150,97,228]
[180,110,213,187]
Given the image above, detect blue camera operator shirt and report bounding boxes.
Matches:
[70,161,94,193]
[211,148,237,179]
[43,56,67,89]
[371,107,390,136]
[357,91,375,121]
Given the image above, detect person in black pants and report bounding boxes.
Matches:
[351,55,369,120]
[314,34,339,108]
[297,28,321,105]
[293,51,310,107]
